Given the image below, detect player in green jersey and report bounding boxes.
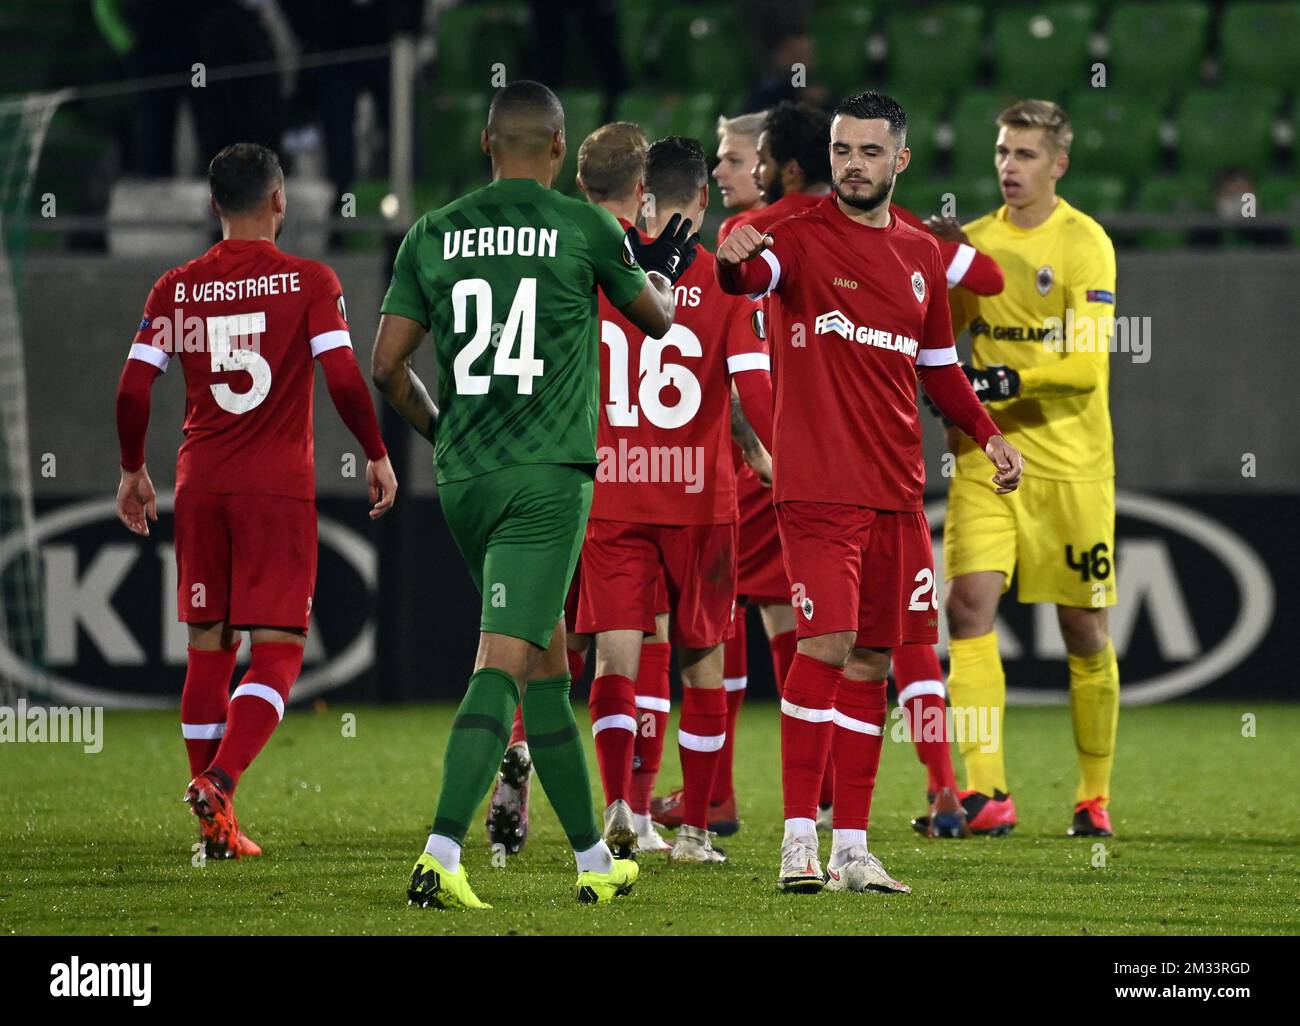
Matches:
[372,80,699,909]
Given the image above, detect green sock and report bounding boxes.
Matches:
[431,667,519,844]
[522,675,601,852]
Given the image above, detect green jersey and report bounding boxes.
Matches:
[381,177,647,484]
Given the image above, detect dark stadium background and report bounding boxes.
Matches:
[0,0,1295,708]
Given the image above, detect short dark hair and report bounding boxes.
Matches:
[645,136,708,207]
[763,101,831,186]
[208,143,282,213]
[487,79,565,153]
[832,91,908,146]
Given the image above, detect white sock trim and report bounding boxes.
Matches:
[575,839,614,874]
[231,682,285,720]
[832,828,867,850]
[783,817,817,838]
[723,675,748,692]
[780,698,833,723]
[897,679,946,704]
[678,729,726,753]
[634,695,670,712]
[831,708,883,735]
[181,721,226,740]
[424,833,462,873]
[591,713,637,736]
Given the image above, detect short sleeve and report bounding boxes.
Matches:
[307,263,353,358]
[723,293,770,374]
[916,245,957,367]
[583,204,647,309]
[128,274,174,372]
[380,220,431,329]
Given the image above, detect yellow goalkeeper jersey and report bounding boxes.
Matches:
[949,196,1117,482]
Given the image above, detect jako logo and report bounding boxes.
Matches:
[925,491,1274,704]
[50,957,151,1006]
[0,496,375,708]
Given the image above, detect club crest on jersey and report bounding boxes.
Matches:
[911,270,925,302]
[801,597,814,620]
[1036,265,1054,296]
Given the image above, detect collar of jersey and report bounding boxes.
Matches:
[825,193,897,233]
[997,195,1071,235]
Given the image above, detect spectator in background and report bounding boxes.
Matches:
[744,0,830,113]
[1195,166,1286,248]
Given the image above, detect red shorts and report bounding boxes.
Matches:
[776,500,937,649]
[736,470,788,605]
[577,519,736,648]
[173,490,317,630]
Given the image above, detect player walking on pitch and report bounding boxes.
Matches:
[372,81,698,909]
[114,143,396,860]
[934,100,1121,838]
[716,92,1024,894]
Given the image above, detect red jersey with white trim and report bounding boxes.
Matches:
[129,239,351,499]
[591,230,768,525]
[746,195,957,512]
[720,190,823,243]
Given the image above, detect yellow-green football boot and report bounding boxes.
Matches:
[407,852,491,910]
[575,856,639,904]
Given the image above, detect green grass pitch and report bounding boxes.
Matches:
[2,702,1296,935]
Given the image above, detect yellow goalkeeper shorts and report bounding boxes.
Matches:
[943,474,1117,609]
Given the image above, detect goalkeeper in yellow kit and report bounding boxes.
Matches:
[930,99,1120,838]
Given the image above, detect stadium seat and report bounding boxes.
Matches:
[893,176,1002,223]
[664,92,721,146]
[614,90,674,141]
[1103,1,1209,103]
[887,94,945,181]
[418,90,490,191]
[1219,2,1300,92]
[434,3,531,92]
[1253,177,1300,245]
[1176,87,1280,178]
[992,3,1098,98]
[557,89,605,194]
[886,5,985,108]
[948,90,1018,176]
[616,0,659,83]
[1066,90,1163,181]
[659,6,748,97]
[1058,174,1127,216]
[1131,175,1210,249]
[809,4,874,97]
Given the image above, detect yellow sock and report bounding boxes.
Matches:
[946,631,1007,796]
[1069,640,1120,807]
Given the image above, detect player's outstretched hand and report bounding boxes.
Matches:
[626,212,700,284]
[716,224,773,266]
[744,443,773,487]
[984,436,1025,494]
[925,215,969,244]
[116,466,157,536]
[367,454,398,519]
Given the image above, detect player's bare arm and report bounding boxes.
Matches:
[618,275,676,338]
[731,386,772,486]
[116,465,158,536]
[371,312,440,446]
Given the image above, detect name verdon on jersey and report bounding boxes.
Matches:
[442,224,559,259]
[814,309,919,358]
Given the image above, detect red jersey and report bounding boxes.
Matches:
[129,239,350,499]
[720,191,823,243]
[727,195,957,512]
[591,230,768,525]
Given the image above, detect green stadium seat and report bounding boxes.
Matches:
[1176,87,1280,178]
[887,94,945,181]
[1131,175,1209,249]
[663,92,721,145]
[893,176,1002,222]
[1059,174,1127,216]
[556,89,605,194]
[1254,176,1300,245]
[1103,1,1209,104]
[418,90,490,191]
[948,90,1019,176]
[614,90,674,140]
[617,0,660,83]
[659,6,749,96]
[1219,2,1300,92]
[887,5,985,108]
[809,4,874,97]
[993,3,1098,98]
[435,6,531,92]
[1066,90,1163,181]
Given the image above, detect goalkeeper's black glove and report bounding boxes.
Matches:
[625,213,700,285]
[963,363,1021,402]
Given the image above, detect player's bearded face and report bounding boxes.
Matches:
[830,117,905,213]
[753,132,782,203]
[834,163,895,211]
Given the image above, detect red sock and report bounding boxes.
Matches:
[780,653,840,823]
[713,618,748,803]
[678,686,727,829]
[567,644,587,684]
[210,642,302,793]
[589,673,636,806]
[893,642,957,793]
[819,752,835,808]
[180,643,239,777]
[831,677,888,830]
[508,705,527,747]
[630,642,672,815]
[769,628,796,697]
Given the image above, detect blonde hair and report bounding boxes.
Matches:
[577,122,648,201]
[716,111,766,140]
[997,99,1073,154]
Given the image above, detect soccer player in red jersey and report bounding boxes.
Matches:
[716,92,1024,894]
[114,143,396,860]
[575,131,774,864]
[713,111,767,246]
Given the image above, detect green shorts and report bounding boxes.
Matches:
[439,462,593,650]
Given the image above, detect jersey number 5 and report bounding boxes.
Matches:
[451,277,544,395]
[602,322,702,429]
[207,312,270,415]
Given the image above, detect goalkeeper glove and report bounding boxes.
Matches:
[963,364,1021,402]
[624,213,700,285]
